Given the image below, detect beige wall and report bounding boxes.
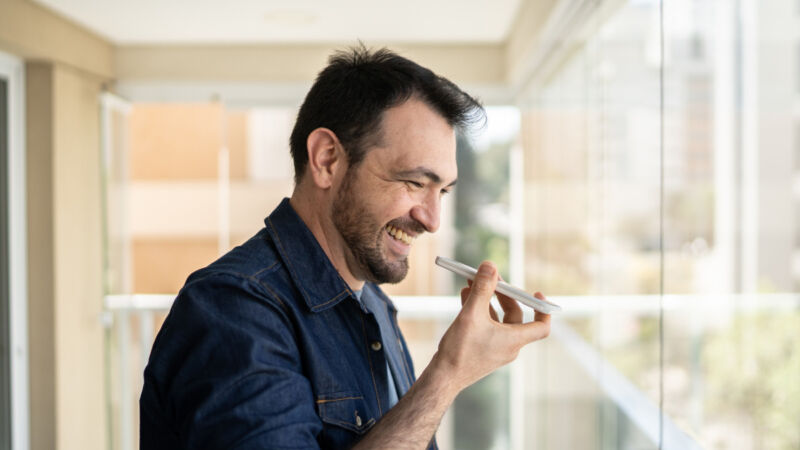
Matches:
[7,1,112,447]
[0,0,113,79]
[505,0,558,86]
[115,44,506,85]
[52,64,106,450]
[25,61,57,450]
[26,60,107,450]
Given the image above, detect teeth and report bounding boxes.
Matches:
[386,225,414,245]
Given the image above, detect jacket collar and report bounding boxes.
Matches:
[264,198,397,314]
[265,198,353,313]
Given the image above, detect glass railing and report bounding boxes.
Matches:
[100,294,800,449]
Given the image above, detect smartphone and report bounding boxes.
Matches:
[435,256,561,314]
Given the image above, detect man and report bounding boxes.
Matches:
[140,46,551,449]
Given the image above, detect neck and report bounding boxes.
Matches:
[290,188,365,291]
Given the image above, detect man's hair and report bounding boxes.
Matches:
[289,45,485,183]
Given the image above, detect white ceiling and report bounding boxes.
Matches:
[32,0,524,45]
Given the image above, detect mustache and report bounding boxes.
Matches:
[386,218,426,235]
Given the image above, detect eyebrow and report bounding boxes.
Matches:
[395,167,457,187]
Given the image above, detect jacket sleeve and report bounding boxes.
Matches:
[140,272,322,450]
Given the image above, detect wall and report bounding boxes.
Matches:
[26,60,107,450]
[25,62,56,450]
[114,44,506,85]
[1,0,113,448]
[0,0,112,79]
[52,64,106,450]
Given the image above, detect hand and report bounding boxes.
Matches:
[352,261,549,449]
[431,261,551,393]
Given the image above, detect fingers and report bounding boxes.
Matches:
[496,273,522,323]
[462,285,500,321]
[533,292,552,325]
[499,292,551,345]
[460,264,549,332]
[519,312,551,342]
[517,292,551,343]
[533,310,551,326]
[496,292,523,324]
[463,261,498,314]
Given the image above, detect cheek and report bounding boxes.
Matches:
[372,184,411,211]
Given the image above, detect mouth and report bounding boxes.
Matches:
[385,224,415,246]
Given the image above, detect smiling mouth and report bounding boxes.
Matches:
[386,224,415,245]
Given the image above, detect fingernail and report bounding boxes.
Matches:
[479,263,494,277]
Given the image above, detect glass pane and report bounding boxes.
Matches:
[104,105,132,296]
[661,0,800,448]
[449,107,519,450]
[520,1,663,447]
[516,0,800,448]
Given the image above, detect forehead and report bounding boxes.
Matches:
[367,99,458,178]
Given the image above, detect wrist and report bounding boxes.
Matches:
[421,352,463,403]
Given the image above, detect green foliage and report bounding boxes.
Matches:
[453,135,512,281]
[702,312,800,449]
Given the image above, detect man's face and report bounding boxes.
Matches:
[331,98,458,284]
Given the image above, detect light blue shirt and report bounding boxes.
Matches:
[353,288,402,407]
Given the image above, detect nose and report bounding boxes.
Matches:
[410,192,441,233]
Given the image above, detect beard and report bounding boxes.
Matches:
[331,170,422,284]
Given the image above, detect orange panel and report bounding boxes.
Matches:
[132,238,218,293]
[130,103,224,180]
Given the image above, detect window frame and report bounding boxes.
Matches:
[0,50,28,450]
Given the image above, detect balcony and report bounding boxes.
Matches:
[104,293,800,449]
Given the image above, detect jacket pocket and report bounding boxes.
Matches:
[316,392,375,439]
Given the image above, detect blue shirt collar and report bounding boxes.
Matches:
[264,198,396,314]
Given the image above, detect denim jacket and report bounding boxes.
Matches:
[140,198,430,449]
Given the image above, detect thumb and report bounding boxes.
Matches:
[464,261,498,313]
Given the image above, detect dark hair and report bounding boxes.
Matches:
[289,45,485,183]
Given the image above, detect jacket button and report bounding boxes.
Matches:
[355,413,363,427]
[371,341,382,351]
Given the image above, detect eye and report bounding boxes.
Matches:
[404,180,424,189]
[440,188,451,196]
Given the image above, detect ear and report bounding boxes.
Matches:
[305,128,346,189]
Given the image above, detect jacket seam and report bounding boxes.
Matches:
[251,260,279,278]
[184,270,291,316]
[311,289,350,311]
[315,396,363,404]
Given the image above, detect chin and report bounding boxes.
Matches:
[366,259,409,285]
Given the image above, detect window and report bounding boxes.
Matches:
[517,0,800,448]
[0,74,10,450]
[0,50,26,450]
